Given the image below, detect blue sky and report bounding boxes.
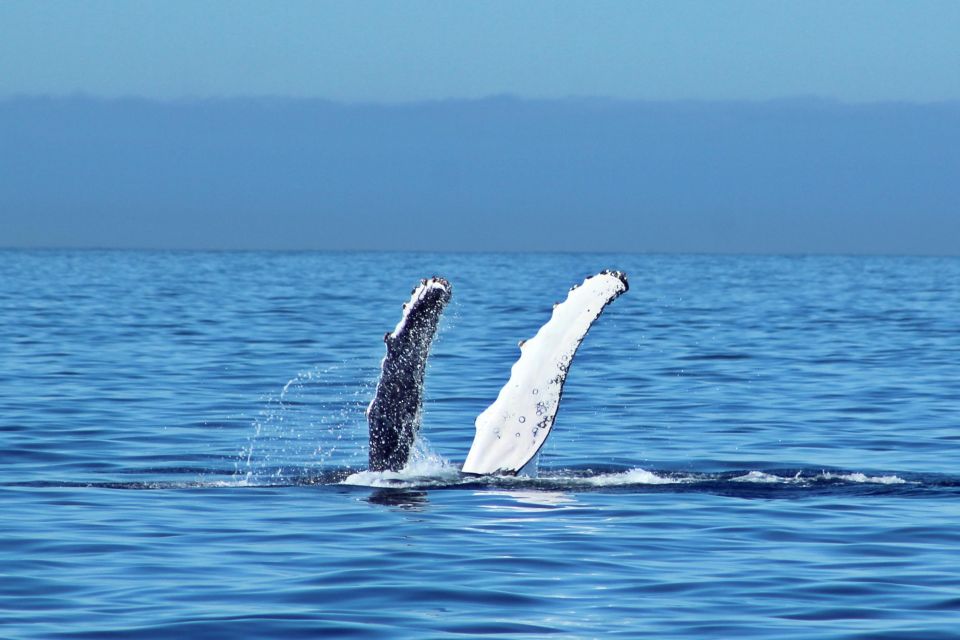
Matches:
[1,2,958,253]
[1,0,958,102]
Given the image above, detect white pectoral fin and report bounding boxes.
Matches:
[461,270,628,475]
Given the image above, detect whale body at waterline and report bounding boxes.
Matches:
[367,270,628,475]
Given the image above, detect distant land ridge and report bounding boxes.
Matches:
[1,96,957,254]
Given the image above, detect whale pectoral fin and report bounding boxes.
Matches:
[367,277,451,472]
[461,270,628,476]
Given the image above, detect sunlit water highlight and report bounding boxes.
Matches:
[2,251,959,639]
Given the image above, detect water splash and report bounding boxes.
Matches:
[236,364,370,483]
[342,436,458,488]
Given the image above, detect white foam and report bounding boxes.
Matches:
[581,468,679,486]
[341,450,458,488]
[818,472,907,485]
[731,470,801,484]
[729,470,908,485]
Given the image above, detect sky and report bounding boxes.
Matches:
[1,0,958,103]
[0,2,958,254]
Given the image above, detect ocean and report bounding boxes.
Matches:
[1,250,958,639]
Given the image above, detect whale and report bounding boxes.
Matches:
[366,277,452,472]
[366,270,628,475]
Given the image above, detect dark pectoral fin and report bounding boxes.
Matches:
[366,277,451,471]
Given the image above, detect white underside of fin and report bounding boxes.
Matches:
[461,271,627,475]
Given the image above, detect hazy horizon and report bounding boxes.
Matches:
[2,94,958,255]
[5,93,960,107]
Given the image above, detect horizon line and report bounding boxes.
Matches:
[3,92,959,109]
[2,246,957,259]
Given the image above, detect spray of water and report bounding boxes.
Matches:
[235,364,370,484]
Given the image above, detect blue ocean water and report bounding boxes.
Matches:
[1,250,958,639]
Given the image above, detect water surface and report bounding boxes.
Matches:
[2,251,958,638]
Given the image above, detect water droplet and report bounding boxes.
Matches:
[518,416,526,423]
[515,432,521,438]
[532,388,539,395]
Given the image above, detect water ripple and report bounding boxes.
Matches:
[2,251,959,639]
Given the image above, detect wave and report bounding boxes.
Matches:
[340,466,913,489]
[6,465,953,495]
[730,470,907,485]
